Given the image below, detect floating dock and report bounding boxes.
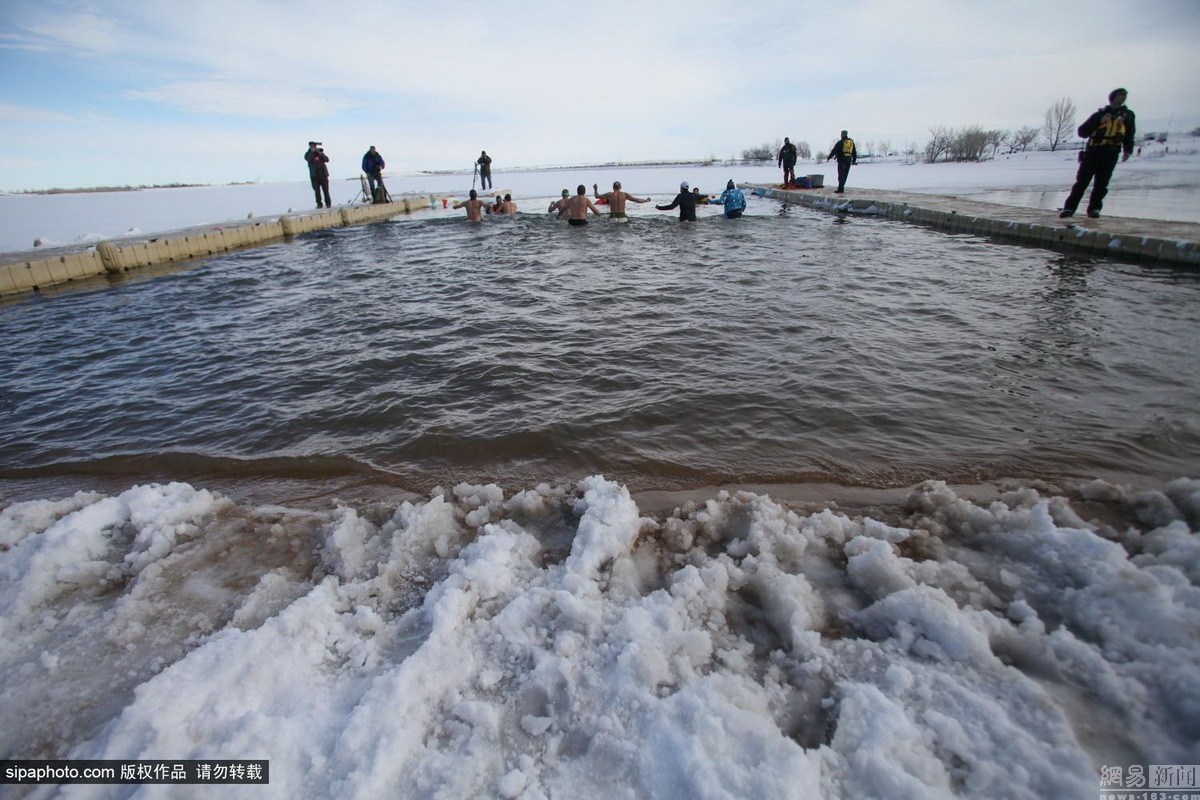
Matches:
[745,184,1200,267]
[0,197,437,299]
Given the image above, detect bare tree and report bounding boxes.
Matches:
[949,126,989,161]
[741,144,772,161]
[1042,97,1077,151]
[878,140,892,157]
[796,141,812,160]
[986,129,1007,158]
[1012,126,1040,152]
[925,125,952,163]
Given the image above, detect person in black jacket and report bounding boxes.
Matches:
[826,131,857,193]
[1060,88,1136,219]
[777,137,798,186]
[656,181,698,221]
[305,141,332,208]
[476,151,493,191]
[361,146,386,203]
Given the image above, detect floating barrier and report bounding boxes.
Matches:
[0,199,429,298]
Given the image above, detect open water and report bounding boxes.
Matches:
[1,198,1198,498]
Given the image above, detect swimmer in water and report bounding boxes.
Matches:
[452,189,487,221]
[593,181,650,222]
[557,184,604,226]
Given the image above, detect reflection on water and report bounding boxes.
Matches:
[1,201,1197,492]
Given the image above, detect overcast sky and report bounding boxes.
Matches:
[1,0,1197,190]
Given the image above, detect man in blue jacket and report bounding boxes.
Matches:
[710,180,747,219]
[1060,88,1136,219]
[362,146,386,203]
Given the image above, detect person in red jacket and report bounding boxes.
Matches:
[1060,88,1136,219]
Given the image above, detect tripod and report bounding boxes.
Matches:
[352,174,391,204]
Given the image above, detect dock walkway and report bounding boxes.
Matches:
[745,184,1200,267]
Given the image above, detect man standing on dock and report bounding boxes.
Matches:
[593,181,651,221]
[778,138,798,187]
[305,141,332,209]
[826,131,857,193]
[361,146,386,203]
[477,151,493,191]
[1059,88,1136,219]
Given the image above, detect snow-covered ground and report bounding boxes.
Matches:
[2,144,1197,254]
[2,476,1197,798]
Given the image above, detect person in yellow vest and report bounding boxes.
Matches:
[826,131,857,193]
[1060,88,1136,219]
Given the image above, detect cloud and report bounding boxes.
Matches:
[124,81,342,120]
[0,8,127,56]
[0,103,78,124]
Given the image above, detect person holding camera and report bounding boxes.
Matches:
[305,141,332,208]
[361,146,386,203]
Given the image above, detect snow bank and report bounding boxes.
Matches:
[2,476,1197,798]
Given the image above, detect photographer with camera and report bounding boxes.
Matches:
[305,141,332,209]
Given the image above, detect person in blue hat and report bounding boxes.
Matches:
[710,180,747,219]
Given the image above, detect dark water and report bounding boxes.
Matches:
[2,202,1198,493]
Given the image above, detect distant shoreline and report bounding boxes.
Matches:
[13,182,210,196]
[418,159,750,176]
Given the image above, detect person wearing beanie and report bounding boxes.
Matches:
[548,189,570,214]
[710,179,748,219]
[655,180,699,221]
[1060,88,1136,219]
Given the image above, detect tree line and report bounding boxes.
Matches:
[743,98,1125,165]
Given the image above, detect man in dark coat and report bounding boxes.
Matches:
[1060,88,1136,219]
[476,151,493,191]
[655,181,699,221]
[361,146,386,203]
[777,138,798,186]
[826,131,857,193]
[305,141,332,208]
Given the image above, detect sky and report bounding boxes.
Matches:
[1,0,1198,191]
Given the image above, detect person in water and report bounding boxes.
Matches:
[710,180,747,219]
[452,189,487,221]
[500,193,517,214]
[656,181,698,221]
[593,181,650,221]
[548,189,570,213]
[557,185,604,226]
